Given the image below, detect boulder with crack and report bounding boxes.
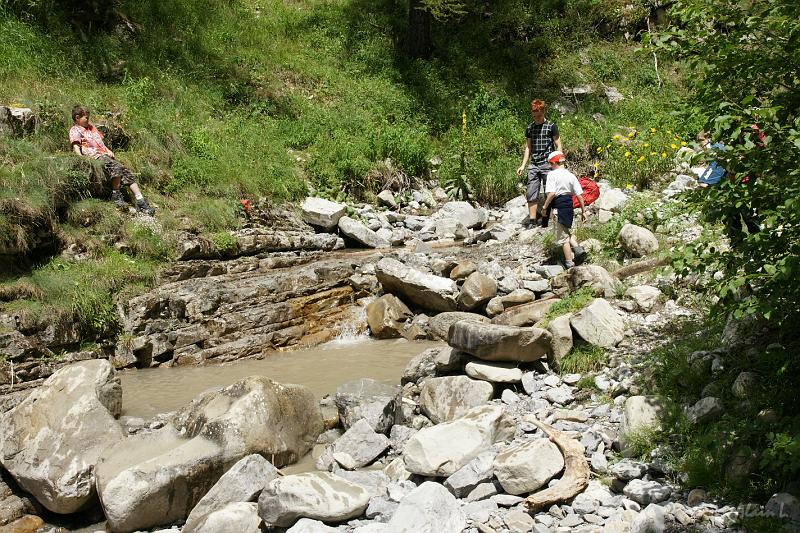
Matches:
[96,377,322,532]
[375,258,458,312]
[448,320,552,362]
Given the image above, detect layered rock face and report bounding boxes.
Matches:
[114,258,360,368]
[0,360,124,514]
[96,376,323,532]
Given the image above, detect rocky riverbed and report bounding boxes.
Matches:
[1,172,799,533]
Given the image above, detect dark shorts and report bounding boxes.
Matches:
[99,155,136,187]
[526,163,549,203]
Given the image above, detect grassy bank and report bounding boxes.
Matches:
[0,0,689,337]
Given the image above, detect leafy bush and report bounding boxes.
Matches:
[559,343,607,374]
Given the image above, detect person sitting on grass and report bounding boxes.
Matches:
[541,150,586,269]
[69,105,155,215]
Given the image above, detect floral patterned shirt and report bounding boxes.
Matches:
[69,124,113,159]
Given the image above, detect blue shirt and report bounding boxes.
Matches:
[699,142,728,185]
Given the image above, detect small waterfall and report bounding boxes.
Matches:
[325,301,372,347]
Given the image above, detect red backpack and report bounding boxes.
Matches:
[573,175,601,208]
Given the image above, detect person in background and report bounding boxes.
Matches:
[541,151,586,269]
[517,99,562,228]
[69,105,155,215]
[696,130,760,246]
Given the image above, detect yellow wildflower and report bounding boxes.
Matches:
[596,147,603,153]
[650,152,658,156]
[650,128,657,133]
[662,152,667,158]
[625,183,633,189]
[612,134,621,140]
[624,151,631,158]
[606,143,612,148]
[671,143,678,149]
[643,143,649,147]
[681,141,688,146]
[637,155,646,163]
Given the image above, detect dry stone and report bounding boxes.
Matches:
[331,419,390,469]
[465,361,522,383]
[258,472,370,527]
[450,261,477,280]
[96,377,322,532]
[189,502,262,533]
[385,482,467,532]
[570,298,625,348]
[403,405,514,477]
[619,223,659,257]
[546,314,573,372]
[419,376,493,423]
[428,312,489,341]
[570,265,617,298]
[448,321,552,362]
[338,216,391,248]
[375,258,458,312]
[621,396,665,436]
[301,197,346,230]
[0,360,124,514]
[625,285,661,312]
[183,454,278,532]
[434,201,487,229]
[490,298,559,327]
[366,294,413,339]
[334,379,397,434]
[457,272,497,311]
[494,438,565,495]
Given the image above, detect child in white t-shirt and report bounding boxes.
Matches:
[541,151,587,268]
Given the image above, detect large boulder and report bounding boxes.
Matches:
[301,197,347,230]
[457,272,497,311]
[0,360,124,514]
[434,218,469,240]
[366,295,413,339]
[258,472,370,527]
[570,265,617,298]
[448,321,552,362]
[419,376,494,423]
[338,216,391,248]
[183,454,278,532]
[403,405,514,477]
[569,298,625,348]
[618,223,659,257]
[385,482,467,532]
[485,289,536,318]
[375,258,458,312]
[494,438,565,495]
[434,201,487,229]
[490,298,559,327]
[428,312,489,341]
[96,377,322,532]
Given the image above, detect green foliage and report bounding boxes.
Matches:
[559,343,607,374]
[124,221,172,261]
[576,375,598,390]
[656,0,800,329]
[621,424,663,461]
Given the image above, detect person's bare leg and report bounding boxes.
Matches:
[129,182,143,198]
[563,241,574,262]
[528,202,538,221]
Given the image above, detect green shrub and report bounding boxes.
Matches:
[210,231,237,255]
[543,287,596,324]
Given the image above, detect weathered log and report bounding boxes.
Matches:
[613,256,668,280]
[522,416,590,511]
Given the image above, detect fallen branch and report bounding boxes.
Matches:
[523,416,590,511]
[613,256,669,280]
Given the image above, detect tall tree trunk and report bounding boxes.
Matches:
[407,0,432,59]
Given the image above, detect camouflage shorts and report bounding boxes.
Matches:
[99,155,136,186]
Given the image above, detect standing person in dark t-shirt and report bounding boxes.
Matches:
[516,99,562,227]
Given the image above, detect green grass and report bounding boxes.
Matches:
[558,343,607,374]
[542,287,596,325]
